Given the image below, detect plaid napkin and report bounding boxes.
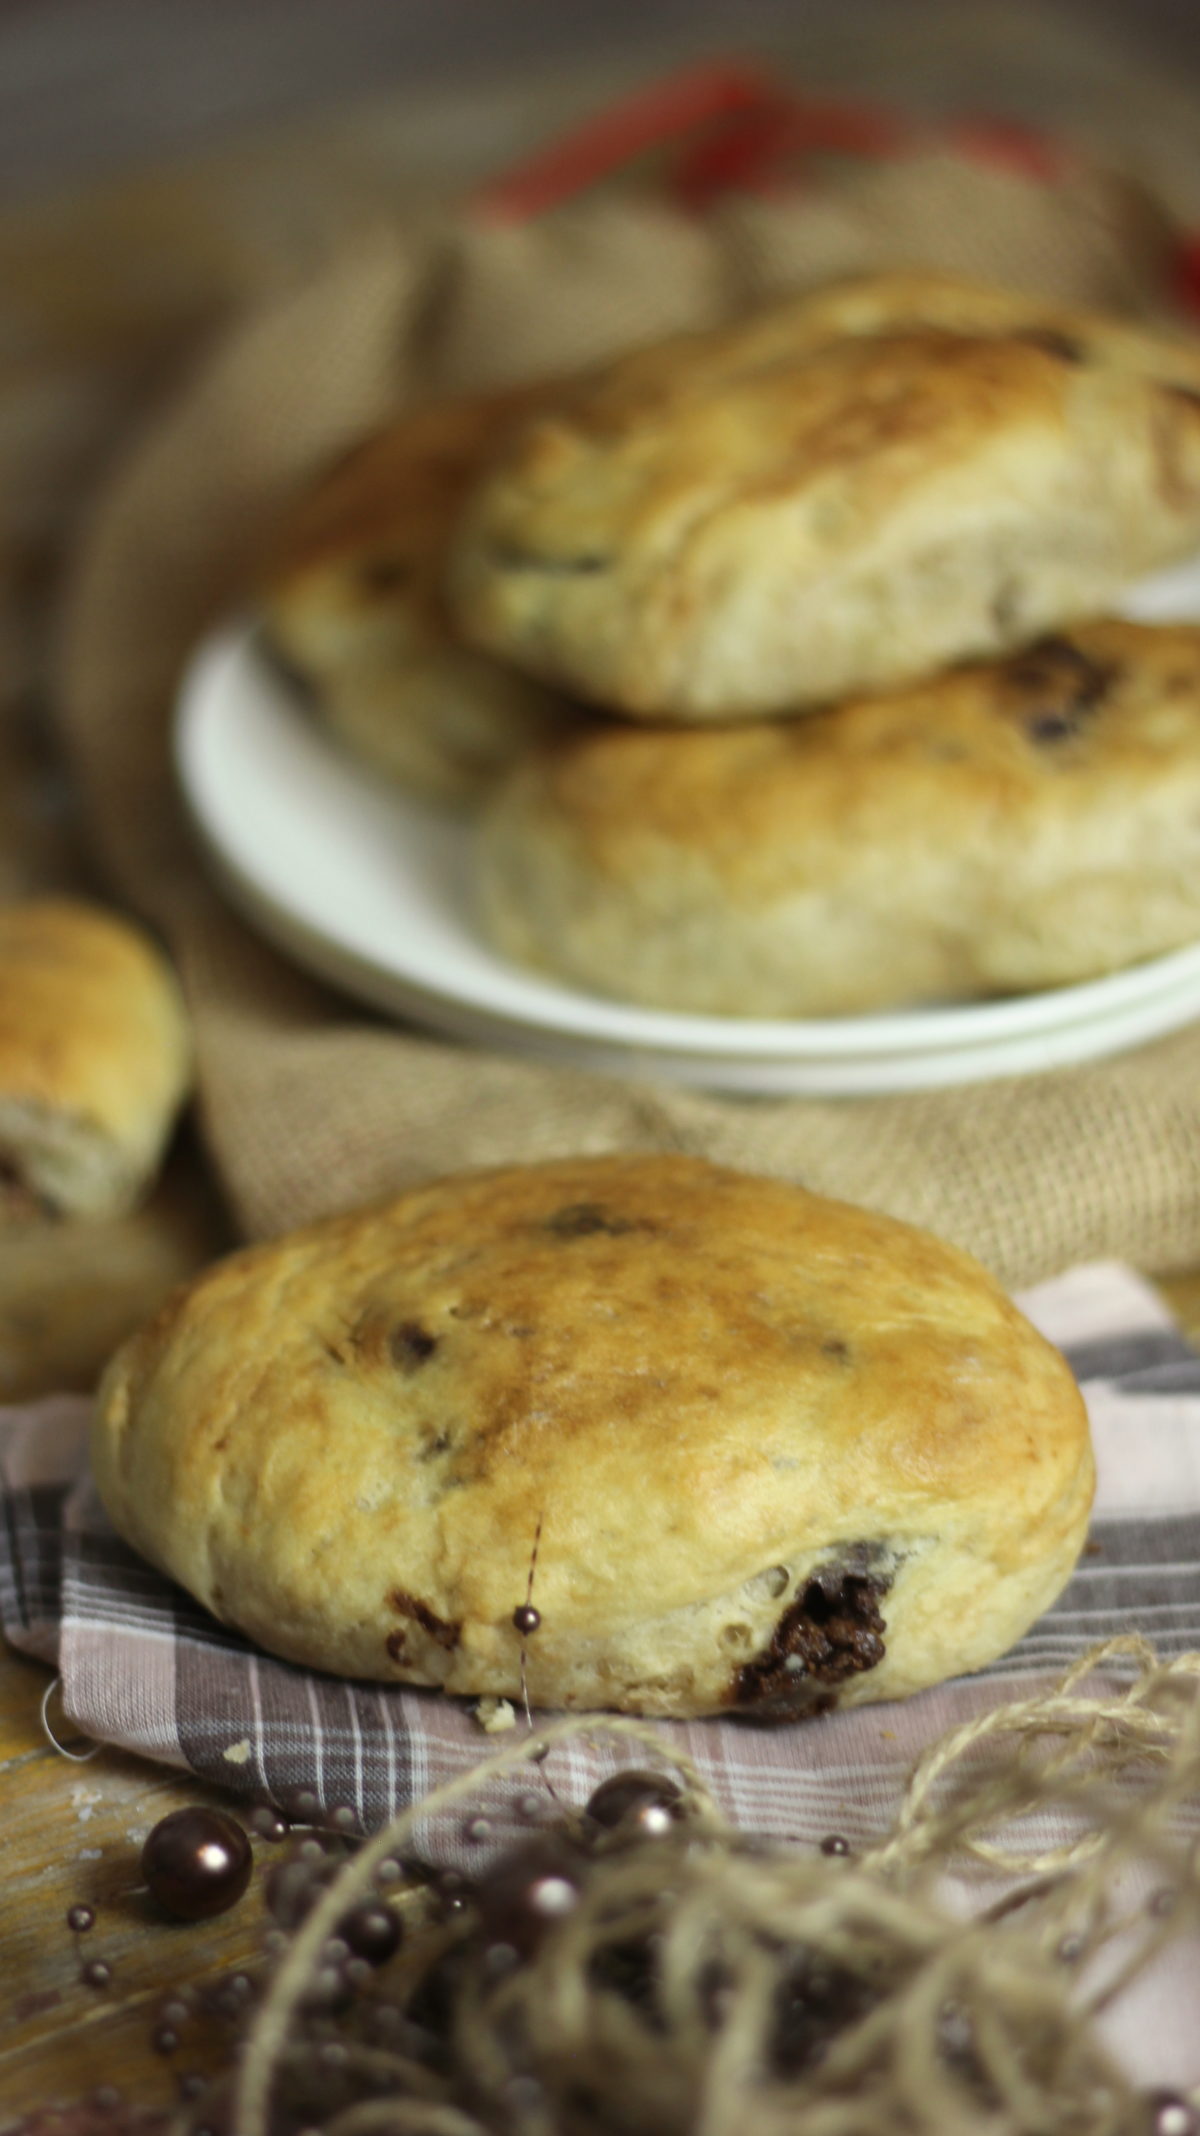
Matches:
[2,1258,1198,1842]
[2,1260,1199,2082]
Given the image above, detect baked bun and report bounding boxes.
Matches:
[477,620,1200,1016]
[449,271,1200,720]
[0,899,191,1220]
[92,1155,1092,1720]
[262,389,573,801]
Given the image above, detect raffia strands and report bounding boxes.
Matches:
[204,1641,1200,2136]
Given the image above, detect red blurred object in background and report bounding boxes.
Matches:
[471,59,1200,318]
[1174,231,1200,317]
[470,58,1068,223]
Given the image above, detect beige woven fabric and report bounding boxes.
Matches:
[56,161,1200,1287]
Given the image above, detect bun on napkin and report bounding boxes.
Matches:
[478,619,1200,1016]
[91,1155,1092,1720]
[0,899,191,1220]
[261,387,573,801]
[449,270,1200,720]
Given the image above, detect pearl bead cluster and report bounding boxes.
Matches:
[58,1771,1200,2132]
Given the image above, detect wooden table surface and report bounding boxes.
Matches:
[0,1647,270,2125]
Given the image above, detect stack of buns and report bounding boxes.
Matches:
[263,270,1200,1018]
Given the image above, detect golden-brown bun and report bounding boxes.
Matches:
[449,271,1200,720]
[477,620,1200,1016]
[261,388,574,802]
[0,899,191,1220]
[92,1155,1092,1720]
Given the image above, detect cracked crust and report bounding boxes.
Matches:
[91,1154,1092,1718]
[449,271,1200,719]
[478,619,1200,1015]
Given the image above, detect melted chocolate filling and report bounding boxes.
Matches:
[1005,634,1114,744]
[733,1546,891,1722]
[390,1321,438,1370]
[388,1590,460,1653]
[544,1202,638,1239]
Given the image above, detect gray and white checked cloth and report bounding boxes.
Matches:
[2,1261,1200,2081]
[2,1257,1199,1837]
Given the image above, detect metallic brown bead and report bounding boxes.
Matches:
[339,1900,403,1967]
[66,1903,95,1933]
[300,1963,355,2015]
[141,1808,253,1922]
[475,1838,583,1957]
[585,1770,685,1839]
[819,1834,851,1858]
[280,1785,320,1822]
[512,1604,542,1636]
[265,1857,313,1927]
[1147,2094,1200,2136]
[248,1805,290,1843]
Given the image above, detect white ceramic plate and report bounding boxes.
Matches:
[175,597,1200,1096]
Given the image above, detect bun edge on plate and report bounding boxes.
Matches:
[477,619,1200,1017]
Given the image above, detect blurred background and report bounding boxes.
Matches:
[3,0,1200,790]
[3,0,1200,202]
[2,3,1199,506]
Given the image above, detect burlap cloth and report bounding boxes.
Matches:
[54,150,1200,1288]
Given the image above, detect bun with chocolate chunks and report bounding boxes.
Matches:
[478,619,1200,1015]
[92,1155,1093,1721]
[449,271,1200,720]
